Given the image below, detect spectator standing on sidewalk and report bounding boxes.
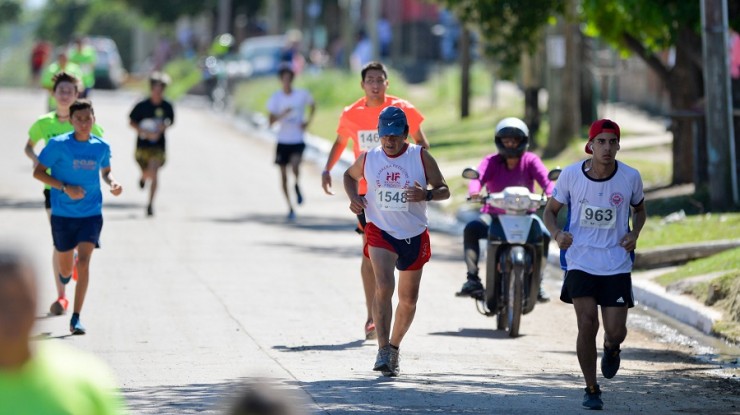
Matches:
[543,119,646,410]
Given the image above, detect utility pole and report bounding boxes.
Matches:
[459,25,471,118]
[701,0,739,209]
[217,0,232,35]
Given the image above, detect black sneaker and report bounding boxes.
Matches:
[387,346,400,377]
[582,384,603,410]
[458,278,483,296]
[295,184,303,205]
[138,179,145,189]
[601,344,621,379]
[146,205,153,216]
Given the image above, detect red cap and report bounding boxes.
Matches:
[585,119,620,154]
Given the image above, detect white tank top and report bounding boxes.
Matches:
[363,143,428,239]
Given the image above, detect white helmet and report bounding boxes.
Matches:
[495,117,529,158]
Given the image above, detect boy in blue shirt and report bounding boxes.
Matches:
[33,99,123,334]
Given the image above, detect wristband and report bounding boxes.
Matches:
[61,184,67,193]
[425,189,434,201]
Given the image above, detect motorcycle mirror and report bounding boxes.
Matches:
[462,167,480,180]
[547,168,562,181]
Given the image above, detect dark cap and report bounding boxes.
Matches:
[377,106,408,137]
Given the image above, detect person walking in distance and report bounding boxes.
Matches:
[322,61,429,340]
[457,117,554,302]
[24,72,105,316]
[129,71,174,217]
[344,107,449,377]
[267,64,316,220]
[543,119,646,410]
[33,99,123,334]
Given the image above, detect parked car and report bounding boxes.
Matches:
[238,35,287,78]
[88,36,126,89]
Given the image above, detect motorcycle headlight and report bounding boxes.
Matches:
[504,194,532,211]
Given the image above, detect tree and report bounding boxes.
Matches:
[0,0,21,26]
[583,1,739,186]
[117,0,216,25]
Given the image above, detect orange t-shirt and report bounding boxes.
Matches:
[334,95,424,194]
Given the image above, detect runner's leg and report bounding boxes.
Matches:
[573,296,600,387]
[71,242,95,314]
[389,267,423,347]
[369,246,398,348]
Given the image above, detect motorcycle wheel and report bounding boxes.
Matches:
[507,261,525,337]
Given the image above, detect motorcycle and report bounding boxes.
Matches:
[458,167,561,337]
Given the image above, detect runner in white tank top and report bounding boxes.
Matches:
[343,106,449,377]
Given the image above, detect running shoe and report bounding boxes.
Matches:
[373,345,391,374]
[295,184,303,205]
[458,278,483,296]
[365,321,377,340]
[537,286,550,303]
[138,178,145,189]
[287,209,296,221]
[601,344,622,379]
[582,384,603,410]
[72,250,79,281]
[147,205,154,217]
[49,297,69,316]
[69,314,86,335]
[387,347,400,377]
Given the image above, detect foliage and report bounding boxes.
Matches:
[35,0,90,44]
[0,0,21,25]
[116,0,216,24]
[434,0,563,78]
[76,1,138,70]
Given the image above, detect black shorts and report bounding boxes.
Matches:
[50,215,103,252]
[355,210,367,234]
[275,143,305,165]
[43,188,51,209]
[560,269,634,308]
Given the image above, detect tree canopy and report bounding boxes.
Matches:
[117,0,216,24]
[0,0,22,25]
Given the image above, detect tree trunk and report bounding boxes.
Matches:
[460,26,471,119]
[668,29,705,185]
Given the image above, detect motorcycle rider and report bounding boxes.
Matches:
[458,117,554,301]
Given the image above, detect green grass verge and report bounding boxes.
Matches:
[638,213,740,249]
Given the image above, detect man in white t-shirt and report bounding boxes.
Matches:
[543,119,646,411]
[267,65,316,220]
[343,107,450,377]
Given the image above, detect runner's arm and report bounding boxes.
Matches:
[302,101,316,129]
[411,127,430,149]
[24,139,39,166]
[419,149,449,201]
[343,154,367,214]
[620,201,646,251]
[544,198,572,249]
[33,162,63,190]
[101,167,122,196]
[322,134,351,195]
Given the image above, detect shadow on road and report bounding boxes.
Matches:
[273,339,367,352]
[428,328,516,340]
[205,213,355,232]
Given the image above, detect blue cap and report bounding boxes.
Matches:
[377,106,408,137]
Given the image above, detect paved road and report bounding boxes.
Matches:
[1,88,738,414]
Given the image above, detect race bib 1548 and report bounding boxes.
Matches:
[376,187,408,211]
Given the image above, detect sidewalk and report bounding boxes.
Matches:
[228,100,730,340]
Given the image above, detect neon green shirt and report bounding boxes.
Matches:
[68,45,97,88]
[28,111,105,189]
[0,341,126,415]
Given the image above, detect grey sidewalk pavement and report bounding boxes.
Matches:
[232,98,730,339]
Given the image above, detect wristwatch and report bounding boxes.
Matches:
[61,184,67,193]
[425,189,434,201]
